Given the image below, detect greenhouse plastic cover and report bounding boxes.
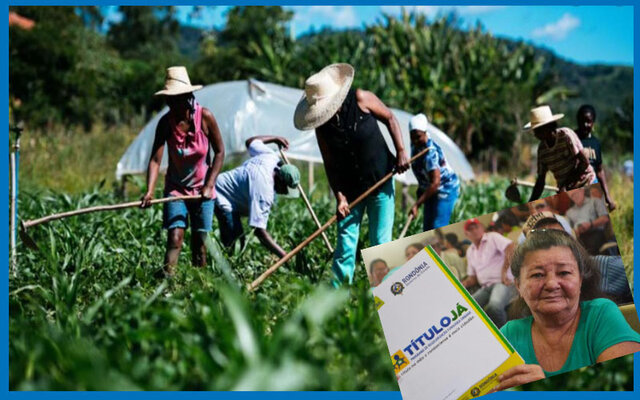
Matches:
[116,79,475,185]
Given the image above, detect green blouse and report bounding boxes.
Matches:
[500,298,640,377]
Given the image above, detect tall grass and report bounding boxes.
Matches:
[15,122,139,193]
[608,173,634,288]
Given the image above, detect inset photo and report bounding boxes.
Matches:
[363,184,639,398]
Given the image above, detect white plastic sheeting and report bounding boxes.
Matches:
[116,79,475,185]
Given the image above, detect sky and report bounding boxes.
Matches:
[105,5,634,66]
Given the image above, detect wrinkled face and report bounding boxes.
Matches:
[405,246,421,261]
[371,261,389,286]
[516,246,582,318]
[578,111,594,135]
[410,129,428,148]
[464,223,484,243]
[568,189,585,207]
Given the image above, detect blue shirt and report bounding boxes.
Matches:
[411,139,459,197]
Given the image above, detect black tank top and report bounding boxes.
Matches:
[316,88,395,202]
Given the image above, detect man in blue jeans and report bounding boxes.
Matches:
[407,113,460,231]
[214,136,300,257]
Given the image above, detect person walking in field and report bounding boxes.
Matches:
[294,63,410,287]
[213,135,301,258]
[407,113,460,231]
[575,104,616,211]
[526,105,596,201]
[141,66,225,277]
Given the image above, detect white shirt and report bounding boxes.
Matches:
[215,140,279,229]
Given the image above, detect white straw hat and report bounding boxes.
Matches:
[293,63,355,130]
[524,105,564,131]
[155,66,203,96]
[409,113,429,132]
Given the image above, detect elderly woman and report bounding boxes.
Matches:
[496,230,640,390]
[294,63,409,287]
[141,66,225,277]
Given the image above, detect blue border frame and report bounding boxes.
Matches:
[2,1,637,399]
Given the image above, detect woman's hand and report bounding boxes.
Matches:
[408,204,419,220]
[140,192,153,208]
[201,185,215,200]
[492,364,545,392]
[336,192,350,220]
[395,148,410,173]
[606,198,617,212]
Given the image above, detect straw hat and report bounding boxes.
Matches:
[293,63,355,130]
[154,66,203,96]
[524,105,564,131]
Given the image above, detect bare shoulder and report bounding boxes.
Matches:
[355,88,375,103]
[355,88,385,115]
[201,107,216,123]
[200,107,220,135]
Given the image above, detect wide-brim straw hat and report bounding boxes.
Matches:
[524,105,564,131]
[155,66,203,96]
[293,63,355,130]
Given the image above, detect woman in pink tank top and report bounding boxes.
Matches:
[141,67,225,277]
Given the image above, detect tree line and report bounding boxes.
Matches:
[9,6,633,167]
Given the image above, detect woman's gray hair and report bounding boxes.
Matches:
[509,229,602,316]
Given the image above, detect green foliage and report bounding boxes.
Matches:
[8,5,635,392]
[107,6,180,59]
[193,6,296,84]
[516,354,634,391]
[9,7,122,128]
[10,187,393,390]
[16,123,139,193]
[599,95,633,160]
[11,175,634,391]
[9,6,632,169]
[9,6,184,128]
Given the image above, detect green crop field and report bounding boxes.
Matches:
[9,128,635,391]
[8,5,635,393]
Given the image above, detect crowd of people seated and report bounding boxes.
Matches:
[369,184,633,328]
